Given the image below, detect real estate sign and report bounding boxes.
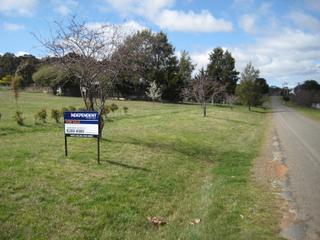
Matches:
[64,111,100,138]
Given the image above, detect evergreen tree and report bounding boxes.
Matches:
[116,30,183,102]
[207,47,239,95]
[178,50,195,85]
[0,53,21,78]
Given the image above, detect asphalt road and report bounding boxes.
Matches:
[272,97,320,240]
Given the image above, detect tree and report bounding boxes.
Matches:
[292,80,320,107]
[150,32,182,102]
[183,68,225,117]
[207,47,239,96]
[113,30,155,98]
[15,56,39,87]
[11,75,22,107]
[236,63,263,110]
[226,94,238,110]
[297,80,320,91]
[256,78,269,94]
[36,18,126,133]
[33,65,60,87]
[0,53,20,78]
[178,50,195,86]
[146,80,162,102]
[32,64,79,95]
[115,30,183,102]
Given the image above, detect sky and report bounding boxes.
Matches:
[0,0,319,87]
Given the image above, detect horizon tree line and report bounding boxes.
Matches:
[0,18,273,119]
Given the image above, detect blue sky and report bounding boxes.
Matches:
[0,0,319,87]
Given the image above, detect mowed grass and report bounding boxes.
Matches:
[284,100,320,122]
[0,90,282,239]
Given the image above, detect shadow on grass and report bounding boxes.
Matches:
[106,108,195,123]
[101,159,151,172]
[209,116,258,125]
[0,123,63,136]
[250,109,271,114]
[250,108,290,114]
[102,137,215,164]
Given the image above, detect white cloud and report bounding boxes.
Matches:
[15,51,30,56]
[52,0,78,16]
[121,20,146,34]
[2,22,25,31]
[156,10,232,32]
[0,0,38,16]
[86,20,146,37]
[288,11,320,32]
[239,14,256,34]
[104,0,233,33]
[190,49,211,71]
[190,28,320,86]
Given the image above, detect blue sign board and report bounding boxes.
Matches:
[64,111,100,138]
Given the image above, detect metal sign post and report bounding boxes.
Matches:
[64,111,101,164]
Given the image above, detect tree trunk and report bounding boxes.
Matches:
[248,105,251,111]
[203,101,207,117]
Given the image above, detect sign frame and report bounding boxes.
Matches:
[64,111,101,164]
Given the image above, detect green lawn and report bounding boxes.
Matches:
[0,90,282,239]
[284,100,320,122]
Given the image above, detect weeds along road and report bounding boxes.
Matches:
[272,97,320,240]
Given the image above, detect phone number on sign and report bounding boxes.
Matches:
[66,128,84,134]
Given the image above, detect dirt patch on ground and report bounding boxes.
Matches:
[253,120,296,239]
[275,164,288,178]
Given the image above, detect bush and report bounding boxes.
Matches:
[68,106,76,111]
[61,107,69,115]
[110,103,118,112]
[283,95,290,102]
[51,109,62,123]
[123,106,128,114]
[14,111,24,125]
[34,109,47,123]
[101,105,111,117]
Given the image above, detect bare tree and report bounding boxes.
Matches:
[226,94,237,110]
[183,68,225,117]
[35,18,127,133]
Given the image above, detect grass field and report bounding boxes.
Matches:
[0,90,282,239]
[284,100,320,122]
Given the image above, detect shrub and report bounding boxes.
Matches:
[0,75,12,86]
[101,105,111,117]
[51,109,62,123]
[68,106,76,111]
[61,107,69,115]
[34,109,47,123]
[123,106,128,114]
[283,95,290,102]
[14,111,24,125]
[110,103,118,112]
